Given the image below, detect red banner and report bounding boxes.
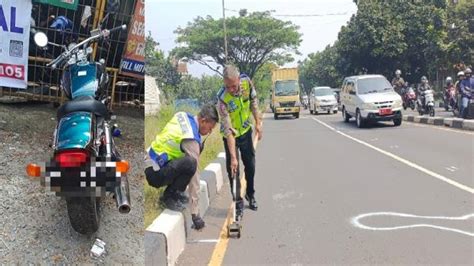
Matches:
[120,0,145,79]
[0,63,25,80]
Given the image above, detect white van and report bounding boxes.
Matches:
[340,75,403,128]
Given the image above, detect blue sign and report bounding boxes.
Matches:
[120,58,145,77]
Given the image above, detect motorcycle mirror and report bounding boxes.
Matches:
[34,32,48,48]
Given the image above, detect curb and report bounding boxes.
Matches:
[402,115,473,131]
[145,154,226,266]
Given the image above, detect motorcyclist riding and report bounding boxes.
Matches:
[391,69,405,95]
[455,71,465,115]
[459,68,473,118]
[444,76,456,110]
[417,76,431,108]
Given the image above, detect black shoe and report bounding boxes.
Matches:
[174,190,189,205]
[192,214,205,230]
[160,195,185,212]
[245,194,258,211]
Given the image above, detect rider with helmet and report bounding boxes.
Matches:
[391,69,405,95]
[459,68,473,118]
[417,76,431,108]
[455,71,465,113]
[444,76,455,111]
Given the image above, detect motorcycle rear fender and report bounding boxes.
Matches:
[55,111,94,151]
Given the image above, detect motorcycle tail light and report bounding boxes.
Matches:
[55,150,89,167]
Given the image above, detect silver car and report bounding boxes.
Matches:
[309,86,338,115]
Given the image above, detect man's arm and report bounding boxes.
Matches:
[217,101,239,174]
[248,79,262,140]
[182,139,201,215]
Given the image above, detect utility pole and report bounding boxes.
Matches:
[222,0,228,63]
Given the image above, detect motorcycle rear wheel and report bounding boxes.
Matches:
[66,196,100,234]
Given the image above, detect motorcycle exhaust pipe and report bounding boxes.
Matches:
[115,175,131,214]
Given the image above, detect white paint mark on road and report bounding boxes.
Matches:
[273,191,296,201]
[351,212,474,237]
[389,145,399,149]
[187,239,219,244]
[445,166,459,172]
[312,117,474,194]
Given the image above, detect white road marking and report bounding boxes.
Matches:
[187,239,219,243]
[312,117,474,194]
[445,166,458,172]
[351,212,474,237]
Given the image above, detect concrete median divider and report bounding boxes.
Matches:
[403,114,473,131]
[463,119,474,130]
[145,154,226,266]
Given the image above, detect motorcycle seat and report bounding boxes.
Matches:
[57,96,110,120]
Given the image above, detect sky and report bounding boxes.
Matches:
[145,0,358,76]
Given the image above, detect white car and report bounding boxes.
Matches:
[340,75,403,128]
[309,87,338,115]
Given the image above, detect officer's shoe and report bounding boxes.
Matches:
[174,190,189,205]
[192,214,205,230]
[245,194,258,211]
[160,192,185,212]
[236,199,244,221]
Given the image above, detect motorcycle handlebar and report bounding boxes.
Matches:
[109,24,127,33]
[46,24,127,69]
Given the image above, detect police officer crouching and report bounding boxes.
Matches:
[145,104,218,230]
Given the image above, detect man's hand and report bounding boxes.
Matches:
[255,122,263,141]
[230,156,238,176]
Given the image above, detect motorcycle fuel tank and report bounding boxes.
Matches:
[70,63,99,99]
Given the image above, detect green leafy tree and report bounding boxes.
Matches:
[446,0,474,67]
[252,62,277,104]
[145,33,182,100]
[172,11,302,78]
[301,0,451,89]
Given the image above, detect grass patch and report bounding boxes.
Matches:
[144,105,223,228]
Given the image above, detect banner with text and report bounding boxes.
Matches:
[120,0,145,79]
[0,0,32,89]
[34,0,79,11]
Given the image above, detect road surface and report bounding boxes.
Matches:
[177,109,473,265]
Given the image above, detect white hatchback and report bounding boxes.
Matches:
[309,86,338,115]
[340,75,403,128]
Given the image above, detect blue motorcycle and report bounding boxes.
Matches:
[27,21,131,234]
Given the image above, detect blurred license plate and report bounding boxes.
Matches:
[379,108,393,116]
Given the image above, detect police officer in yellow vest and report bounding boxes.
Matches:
[217,65,263,219]
[145,104,218,229]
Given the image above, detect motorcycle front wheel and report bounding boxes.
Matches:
[66,196,100,234]
[429,106,435,117]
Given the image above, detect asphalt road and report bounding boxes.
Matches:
[177,109,473,265]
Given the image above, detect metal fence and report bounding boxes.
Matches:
[0,0,144,109]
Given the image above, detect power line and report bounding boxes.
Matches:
[275,12,349,17]
[224,8,351,17]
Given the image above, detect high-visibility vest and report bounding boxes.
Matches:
[217,74,253,138]
[149,112,201,167]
